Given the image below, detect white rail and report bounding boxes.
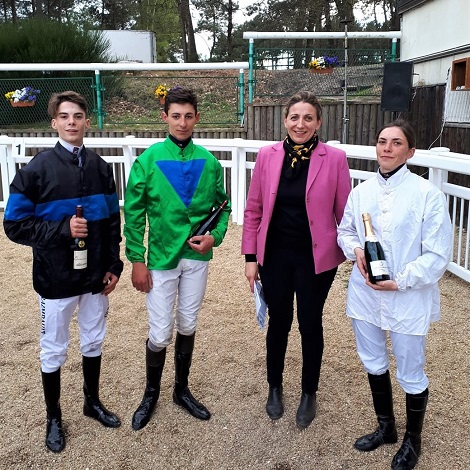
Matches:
[1,135,469,282]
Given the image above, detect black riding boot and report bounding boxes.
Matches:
[355,371,398,451]
[172,332,211,420]
[132,341,166,430]
[391,388,429,470]
[82,355,121,428]
[41,369,65,453]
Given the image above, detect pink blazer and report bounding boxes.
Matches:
[241,140,351,274]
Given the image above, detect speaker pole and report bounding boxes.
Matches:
[340,17,352,144]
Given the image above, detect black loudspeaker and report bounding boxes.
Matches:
[381,62,413,112]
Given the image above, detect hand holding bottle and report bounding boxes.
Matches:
[72,205,87,270]
[70,208,88,238]
[362,213,390,284]
[354,247,398,291]
[188,234,215,254]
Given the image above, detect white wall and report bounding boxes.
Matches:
[103,30,157,63]
[400,0,470,85]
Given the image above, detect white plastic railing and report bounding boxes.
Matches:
[1,135,469,282]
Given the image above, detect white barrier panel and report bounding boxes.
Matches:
[1,136,469,282]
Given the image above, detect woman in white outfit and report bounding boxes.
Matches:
[337,120,452,470]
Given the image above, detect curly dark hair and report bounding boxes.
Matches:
[163,87,198,114]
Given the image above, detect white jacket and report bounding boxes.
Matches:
[337,166,452,335]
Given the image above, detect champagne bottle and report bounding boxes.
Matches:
[362,213,390,284]
[73,205,87,269]
[189,200,228,244]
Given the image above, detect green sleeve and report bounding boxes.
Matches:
[123,159,148,263]
[210,160,231,247]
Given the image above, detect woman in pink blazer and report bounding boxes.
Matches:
[242,91,351,428]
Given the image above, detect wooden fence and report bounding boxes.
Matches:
[245,101,396,144]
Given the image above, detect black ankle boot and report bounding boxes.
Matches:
[296,392,316,428]
[173,333,211,421]
[391,389,428,470]
[132,342,166,431]
[355,371,398,451]
[82,355,121,428]
[42,369,65,453]
[266,385,283,419]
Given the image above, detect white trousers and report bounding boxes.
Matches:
[351,318,428,394]
[39,293,109,373]
[147,259,209,348]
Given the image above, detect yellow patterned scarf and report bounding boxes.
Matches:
[283,133,319,179]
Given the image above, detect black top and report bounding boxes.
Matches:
[266,154,312,252]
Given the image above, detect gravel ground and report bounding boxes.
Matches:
[0,215,469,470]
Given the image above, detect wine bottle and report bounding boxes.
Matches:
[189,200,228,244]
[73,205,87,270]
[362,212,390,284]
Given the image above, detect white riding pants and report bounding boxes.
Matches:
[39,293,109,373]
[147,258,209,349]
[351,318,428,394]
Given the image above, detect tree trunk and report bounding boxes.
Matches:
[178,0,198,62]
[226,0,234,59]
[10,0,17,23]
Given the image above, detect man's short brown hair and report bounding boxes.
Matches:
[48,91,88,119]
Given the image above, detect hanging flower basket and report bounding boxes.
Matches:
[10,100,36,108]
[5,87,40,107]
[310,67,334,75]
[308,55,339,75]
[155,84,169,105]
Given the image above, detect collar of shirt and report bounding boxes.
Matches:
[59,139,83,155]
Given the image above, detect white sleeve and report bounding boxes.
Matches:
[395,190,452,291]
[337,193,362,261]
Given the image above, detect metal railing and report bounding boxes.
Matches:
[1,135,469,282]
[0,62,248,129]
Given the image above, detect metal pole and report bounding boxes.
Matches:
[239,68,245,126]
[94,70,103,130]
[391,38,397,62]
[248,38,254,103]
[340,18,352,144]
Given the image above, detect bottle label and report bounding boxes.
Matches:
[73,249,88,269]
[370,260,389,276]
[365,235,378,242]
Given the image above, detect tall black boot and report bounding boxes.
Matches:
[132,341,166,431]
[82,355,121,428]
[355,371,398,451]
[41,369,65,453]
[392,388,429,470]
[172,332,211,420]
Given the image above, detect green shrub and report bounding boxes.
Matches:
[0,18,113,78]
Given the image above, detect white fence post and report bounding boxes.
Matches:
[123,135,137,185]
[0,135,13,207]
[428,147,450,190]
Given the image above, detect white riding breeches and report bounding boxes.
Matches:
[351,318,429,394]
[39,293,109,373]
[146,258,209,349]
